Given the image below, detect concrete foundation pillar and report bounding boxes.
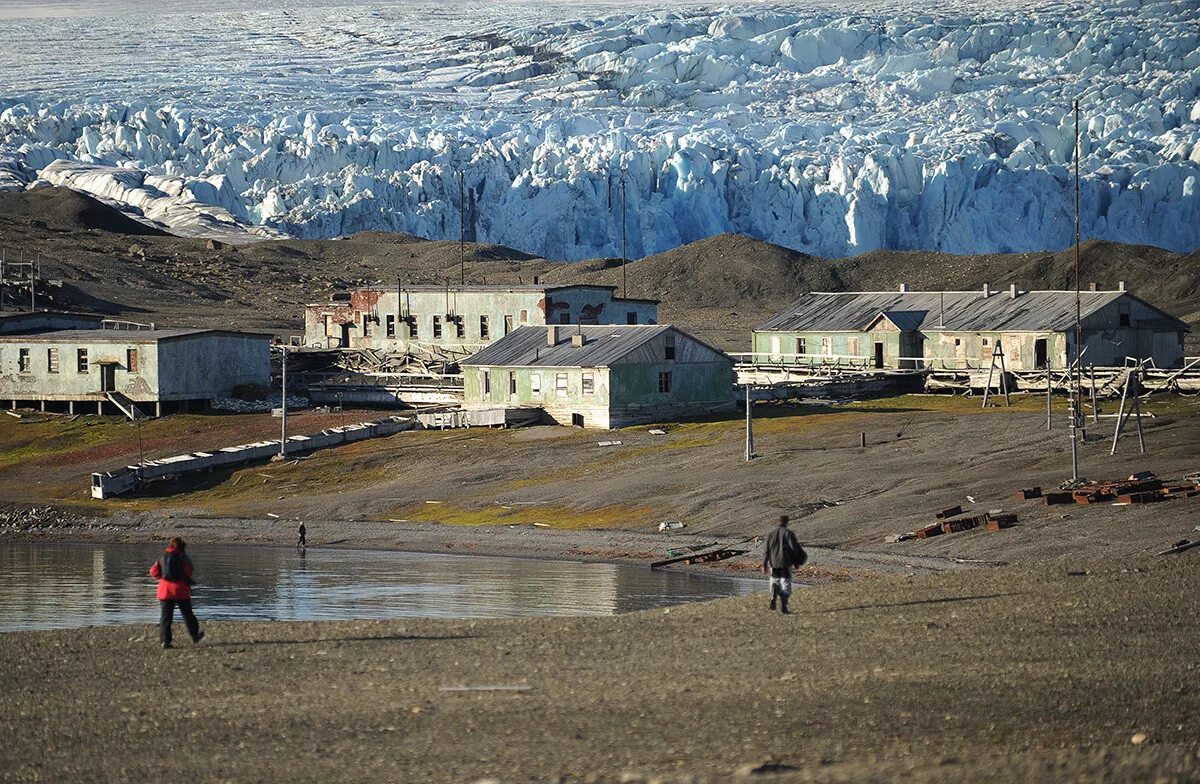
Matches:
[155,401,162,418]
[68,401,75,415]
[40,400,46,412]
[97,401,103,415]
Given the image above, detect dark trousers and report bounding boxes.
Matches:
[159,600,200,645]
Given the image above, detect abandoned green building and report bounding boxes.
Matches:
[461,325,735,429]
[304,284,659,355]
[752,285,1188,370]
[0,328,271,417]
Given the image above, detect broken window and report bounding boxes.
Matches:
[954,338,962,347]
[664,335,676,361]
[432,315,442,339]
[126,348,138,374]
[519,309,529,325]
[796,337,806,355]
[658,371,672,394]
[386,315,396,338]
[77,348,89,374]
[530,373,541,393]
[508,371,517,396]
[821,337,831,356]
[582,372,594,394]
[407,315,418,338]
[18,348,30,374]
[480,315,490,339]
[455,317,465,339]
[47,348,59,374]
[626,311,637,325]
[504,315,514,335]
[482,369,491,395]
[555,372,568,396]
[982,337,989,347]
[1119,304,1131,327]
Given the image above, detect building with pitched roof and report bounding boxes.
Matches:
[460,324,734,429]
[753,285,1188,370]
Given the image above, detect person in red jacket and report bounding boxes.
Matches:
[149,537,205,649]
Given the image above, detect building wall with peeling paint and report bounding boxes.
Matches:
[304,286,658,354]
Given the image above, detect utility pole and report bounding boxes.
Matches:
[620,172,627,298]
[1,248,6,311]
[458,170,466,286]
[1069,98,1082,482]
[744,384,755,461]
[278,346,289,459]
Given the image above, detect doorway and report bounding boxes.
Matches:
[340,322,352,348]
[1035,338,1048,369]
[874,342,885,369]
[100,364,116,393]
[571,413,584,427]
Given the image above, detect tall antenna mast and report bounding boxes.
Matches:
[458,171,466,286]
[621,173,627,298]
[1070,98,1082,482]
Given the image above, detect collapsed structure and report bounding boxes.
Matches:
[752,285,1188,370]
[461,324,735,428]
[303,283,659,355]
[0,317,271,417]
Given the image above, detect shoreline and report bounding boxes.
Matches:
[0,508,988,584]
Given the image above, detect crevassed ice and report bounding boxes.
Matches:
[0,0,1197,257]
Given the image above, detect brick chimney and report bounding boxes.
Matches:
[1009,283,1018,299]
[572,333,587,347]
[982,283,991,297]
[1118,280,1127,292]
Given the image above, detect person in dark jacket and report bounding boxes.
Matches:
[762,515,806,614]
[149,537,205,649]
[297,522,307,551]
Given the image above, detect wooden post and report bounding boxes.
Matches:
[279,347,289,458]
[1110,369,1132,455]
[1089,366,1098,423]
[1132,369,1146,454]
[859,432,866,448]
[997,342,1010,407]
[981,347,996,408]
[744,384,755,461]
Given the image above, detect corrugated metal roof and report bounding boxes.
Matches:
[757,291,1164,333]
[1,328,270,343]
[462,325,674,368]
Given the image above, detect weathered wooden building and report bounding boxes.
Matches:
[303,284,659,355]
[461,325,735,429]
[753,286,1188,370]
[0,328,271,417]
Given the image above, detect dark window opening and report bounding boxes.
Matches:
[558,313,570,325]
[797,337,806,355]
[386,315,396,338]
[504,315,514,335]
[582,373,594,394]
[18,348,30,373]
[626,311,637,325]
[1035,338,1048,369]
[77,348,89,374]
[480,315,490,339]
[432,315,442,339]
[665,334,676,361]
[482,370,491,395]
[455,317,465,339]
[407,315,418,338]
[47,348,59,374]
[658,371,672,394]
[508,371,517,396]
[873,342,884,369]
[571,413,584,427]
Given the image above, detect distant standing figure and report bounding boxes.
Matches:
[149,537,204,649]
[297,522,307,551]
[762,515,807,614]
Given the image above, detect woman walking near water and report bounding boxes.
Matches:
[149,537,205,649]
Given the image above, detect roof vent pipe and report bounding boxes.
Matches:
[1009,283,1018,299]
[982,283,991,298]
[1118,280,1126,292]
[547,325,558,346]
[1089,282,1098,292]
[899,283,910,293]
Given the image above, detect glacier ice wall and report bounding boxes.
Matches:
[1,0,1198,258]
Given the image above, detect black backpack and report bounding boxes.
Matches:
[160,551,185,581]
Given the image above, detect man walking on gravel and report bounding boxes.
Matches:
[149,537,205,649]
[762,515,806,614]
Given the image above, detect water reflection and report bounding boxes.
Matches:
[0,541,756,631]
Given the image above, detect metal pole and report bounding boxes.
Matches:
[279,347,288,458]
[1133,369,1145,454]
[744,384,755,461]
[621,174,627,298]
[459,171,465,286]
[1110,369,1131,455]
[1069,98,1082,481]
[31,255,37,311]
[1046,358,1052,431]
[1,248,5,311]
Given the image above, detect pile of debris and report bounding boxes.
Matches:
[0,506,85,532]
[1023,472,1200,506]
[887,506,1017,543]
[211,393,310,413]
